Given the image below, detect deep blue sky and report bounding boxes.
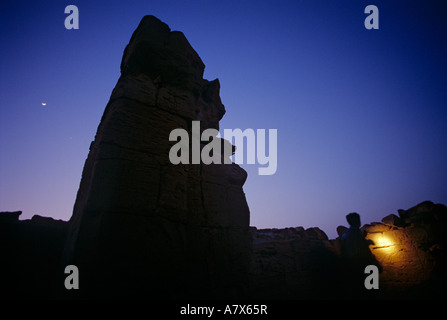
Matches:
[1,0,446,238]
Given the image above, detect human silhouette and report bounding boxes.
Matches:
[340,212,380,298]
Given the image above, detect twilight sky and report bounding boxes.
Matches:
[1,0,446,238]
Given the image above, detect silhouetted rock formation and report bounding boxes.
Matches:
[61,15,251,298]
[0,212,67,298]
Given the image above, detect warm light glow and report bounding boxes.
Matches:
[375,234,393,248]
[368,233,395,253]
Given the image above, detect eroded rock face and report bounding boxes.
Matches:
[362,201,447,297]
[248,227,340,299]
[62,15,250,298]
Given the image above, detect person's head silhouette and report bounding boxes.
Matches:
[346,212,361,229]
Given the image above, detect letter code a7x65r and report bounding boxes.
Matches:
[222,305,267,315]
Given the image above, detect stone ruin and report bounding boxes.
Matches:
[0,16,446,299]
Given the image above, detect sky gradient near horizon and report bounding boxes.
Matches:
[1,0,446,238]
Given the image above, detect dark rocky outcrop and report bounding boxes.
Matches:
[61,15,250,299]
[0,212,67,298]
